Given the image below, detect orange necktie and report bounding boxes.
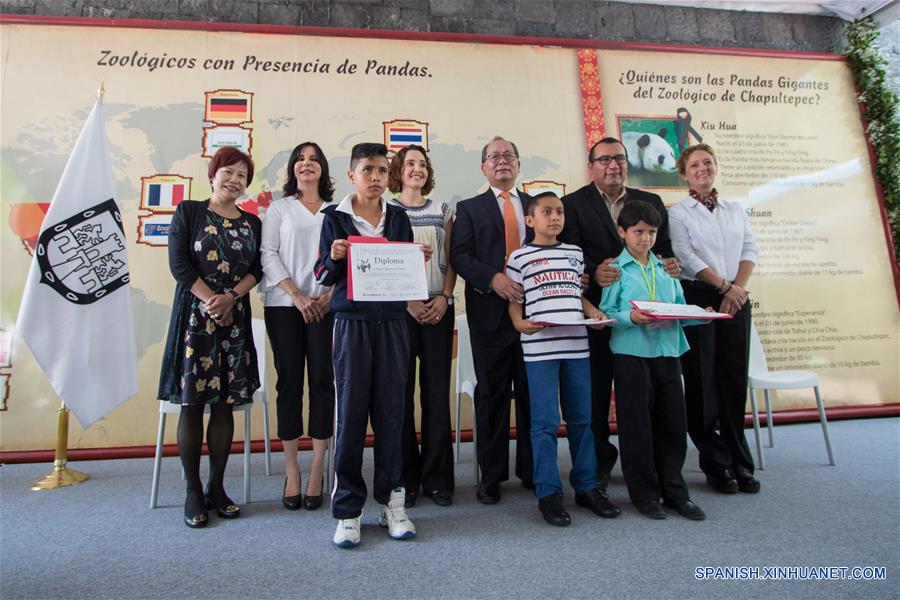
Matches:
[501,190,519,260]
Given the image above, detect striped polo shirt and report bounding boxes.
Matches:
[505,242,589,362]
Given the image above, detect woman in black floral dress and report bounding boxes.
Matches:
[157,147,262,528]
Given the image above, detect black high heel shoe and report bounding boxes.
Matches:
[303,478,324,511]
[204,487,240,519]
[283,473,302,511]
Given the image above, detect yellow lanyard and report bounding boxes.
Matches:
[639,260,656,301]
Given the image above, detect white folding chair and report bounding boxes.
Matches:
[251,318,272,476]
[747,322,836,469]
[453,314,479,483]
[149,317,271,509]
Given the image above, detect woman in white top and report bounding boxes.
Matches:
[260,142,334,511]
[387,145,457,507]
[668,143,761,496]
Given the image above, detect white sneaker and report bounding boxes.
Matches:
[333,516,361,548]
[379,487,416,540]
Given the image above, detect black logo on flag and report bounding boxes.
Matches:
[35,199,130,305]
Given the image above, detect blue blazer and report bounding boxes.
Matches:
[450,188,533,332]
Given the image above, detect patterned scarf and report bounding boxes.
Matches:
[689,188,718,212]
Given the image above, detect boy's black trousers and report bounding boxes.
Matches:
[614,354,691,506]
[331,317,409,519]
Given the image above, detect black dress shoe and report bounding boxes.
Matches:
[404,490,418,508]
[574,487,621,518]
[184,490,209,528]
[184,512,208,528]
[282,475,302,511]
[706,471,739,494]
[636,500,667,520]
[597,471,611,491]
[521,479,536,491]
[663,498,706,521]
[733,467,761,493]
[426,490,453,506]
[538,492,571,527]
[302,495,323,510]
[205,491,240,519]
[303,478,324,510]
[476,482,501,504]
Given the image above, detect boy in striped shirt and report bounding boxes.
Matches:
[506,192,620,526]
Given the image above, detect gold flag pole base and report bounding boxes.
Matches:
[29,401,89,491]
[30,463,89,491]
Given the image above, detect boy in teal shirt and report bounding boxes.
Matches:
[600,201,708,521]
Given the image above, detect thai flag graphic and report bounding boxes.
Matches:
[383,120,429,152]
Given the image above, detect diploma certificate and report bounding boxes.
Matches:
[630,300,732,320]
[347,238,428,302]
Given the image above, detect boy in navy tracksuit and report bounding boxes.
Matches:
[315,143,423,547]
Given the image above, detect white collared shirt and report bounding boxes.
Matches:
[336,193,386,237]
[491,186,525,243]
[669,193,759,282]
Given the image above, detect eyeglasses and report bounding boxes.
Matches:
[484,152,518,164]
[591,154,627,166]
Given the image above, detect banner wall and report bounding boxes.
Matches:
[1,21,896,452]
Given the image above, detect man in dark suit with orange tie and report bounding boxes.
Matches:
[450,136,533,504]
[559,136,680,503]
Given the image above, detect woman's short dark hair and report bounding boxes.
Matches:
[282,142,335,201]
[617,199,662,230]
[388,144,435,195]
[208,146,254,186]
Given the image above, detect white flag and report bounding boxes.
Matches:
[17,98,138,427]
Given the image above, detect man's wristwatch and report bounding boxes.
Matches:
[440,293,454,305]
[228,289,241,300]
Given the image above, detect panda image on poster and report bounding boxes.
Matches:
[622,130,677,173]
[617,111,703,188]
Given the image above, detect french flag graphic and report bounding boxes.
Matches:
[147,183,185,208]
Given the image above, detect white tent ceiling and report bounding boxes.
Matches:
[620,0,895,22]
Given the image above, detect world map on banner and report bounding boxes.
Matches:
[1,22,895,452]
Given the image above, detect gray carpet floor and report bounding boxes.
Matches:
[1,418,898,600]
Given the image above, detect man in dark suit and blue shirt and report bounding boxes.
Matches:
[450,136,534,504]
[559,136,680,502]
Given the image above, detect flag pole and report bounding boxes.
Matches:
[30,401,89,490]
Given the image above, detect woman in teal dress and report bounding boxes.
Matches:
[157,147,262,528]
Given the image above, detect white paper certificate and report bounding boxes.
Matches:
[630,300,731,320]
[348,241,428,301]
